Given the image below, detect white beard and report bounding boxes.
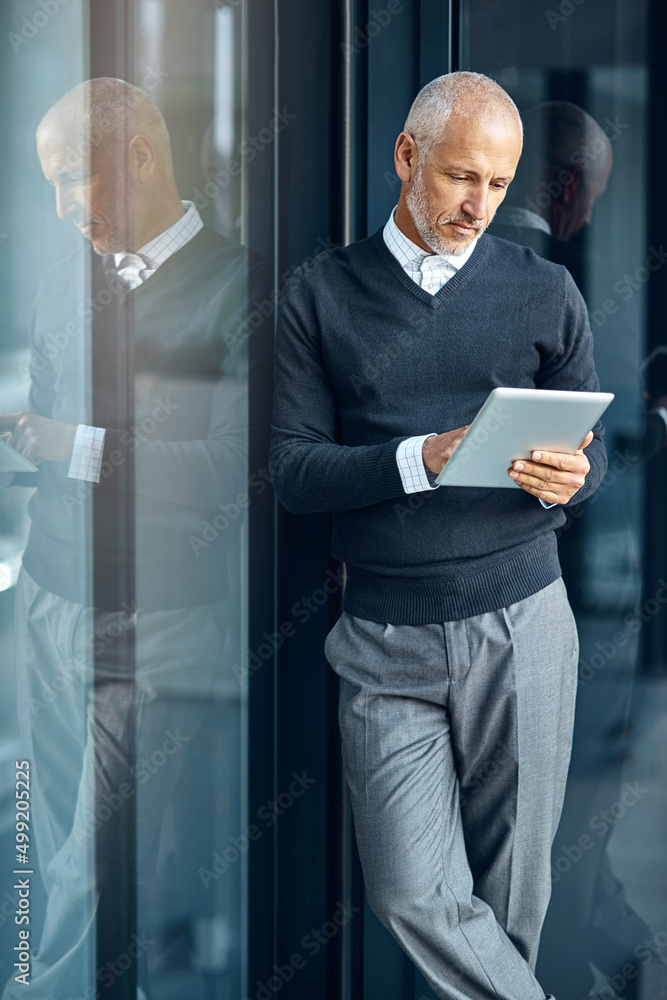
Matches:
[405,166,484,255]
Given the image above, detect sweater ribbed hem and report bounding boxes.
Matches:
[22,533,229,612]
[343,533,561,624]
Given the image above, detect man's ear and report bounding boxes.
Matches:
[561,165,585,205]
[128,134,157,183]
[394,131,419,184]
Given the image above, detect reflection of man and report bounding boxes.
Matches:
[492,100,667,464]
[0,78,262,999]
[490,101,612,256]
[491,101,667,1000]
[493,100,667,467]
[270,72,607,1000]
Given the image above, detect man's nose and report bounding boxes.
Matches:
[55,185,76,220]
[462,186,488,221]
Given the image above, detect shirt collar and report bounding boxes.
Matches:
[383,206,478,272]
[493,204,552,236]
[113,200,203,271]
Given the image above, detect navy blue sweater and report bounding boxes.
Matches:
[270,229,608,624]
[15,228,268,610]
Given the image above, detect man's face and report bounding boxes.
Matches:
[556,148,612,242]
[405,112,522,255]
[37,120,143,255]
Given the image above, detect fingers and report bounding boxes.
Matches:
[0,413,21,433]
[525,429,595,469]
[509,469,578,504]
[423,424,472,474]
[577,430,594,451]
[508,433,592,503]
[4,415,37,460]
[509,449,588,503]
[515,481,562,504]
[509,462,586,488]
[510,469,584,495]
[452,424,471,445]
[524,449,589,474]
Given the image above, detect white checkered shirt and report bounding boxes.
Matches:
[383,207,477,296]
[68,201,203,483]
[384,208,478,494]
[113,200,203,287]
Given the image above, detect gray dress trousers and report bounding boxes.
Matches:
[325,577,578,1000]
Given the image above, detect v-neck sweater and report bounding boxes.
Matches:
[20,227,268,610]
[270,228,608,625]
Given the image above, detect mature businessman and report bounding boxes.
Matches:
[270,72,607,1000]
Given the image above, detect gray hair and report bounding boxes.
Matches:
[37,77,173,166]
[404,71,523,160]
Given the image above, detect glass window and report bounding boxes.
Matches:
[462,4,667,999]
[0,2,272,997]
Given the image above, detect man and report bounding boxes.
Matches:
[0,78,265,999]
[270,72,607,1000]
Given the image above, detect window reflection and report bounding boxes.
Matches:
[473,3,667,995]
[0,2,259,995]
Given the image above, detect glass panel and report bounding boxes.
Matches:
[0,1,266,997]
[127,3,250,994]
[1,4,95,997]
[462,3,667,998]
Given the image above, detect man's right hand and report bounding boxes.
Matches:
[0,413,77,465]
[422,425,470,475]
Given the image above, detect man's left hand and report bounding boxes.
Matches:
[0,412,77,465]
[508,431,594,505]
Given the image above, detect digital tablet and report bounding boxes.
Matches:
[0,438,38,473]
[435,387,614,489]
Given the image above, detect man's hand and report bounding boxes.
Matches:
[508,431,594,505]
[422,425,471,475]
[0,412,77,465]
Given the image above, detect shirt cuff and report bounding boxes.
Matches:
[396,434,439,494]
[68,425,106,483]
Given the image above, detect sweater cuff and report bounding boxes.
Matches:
[360,437,414,506]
